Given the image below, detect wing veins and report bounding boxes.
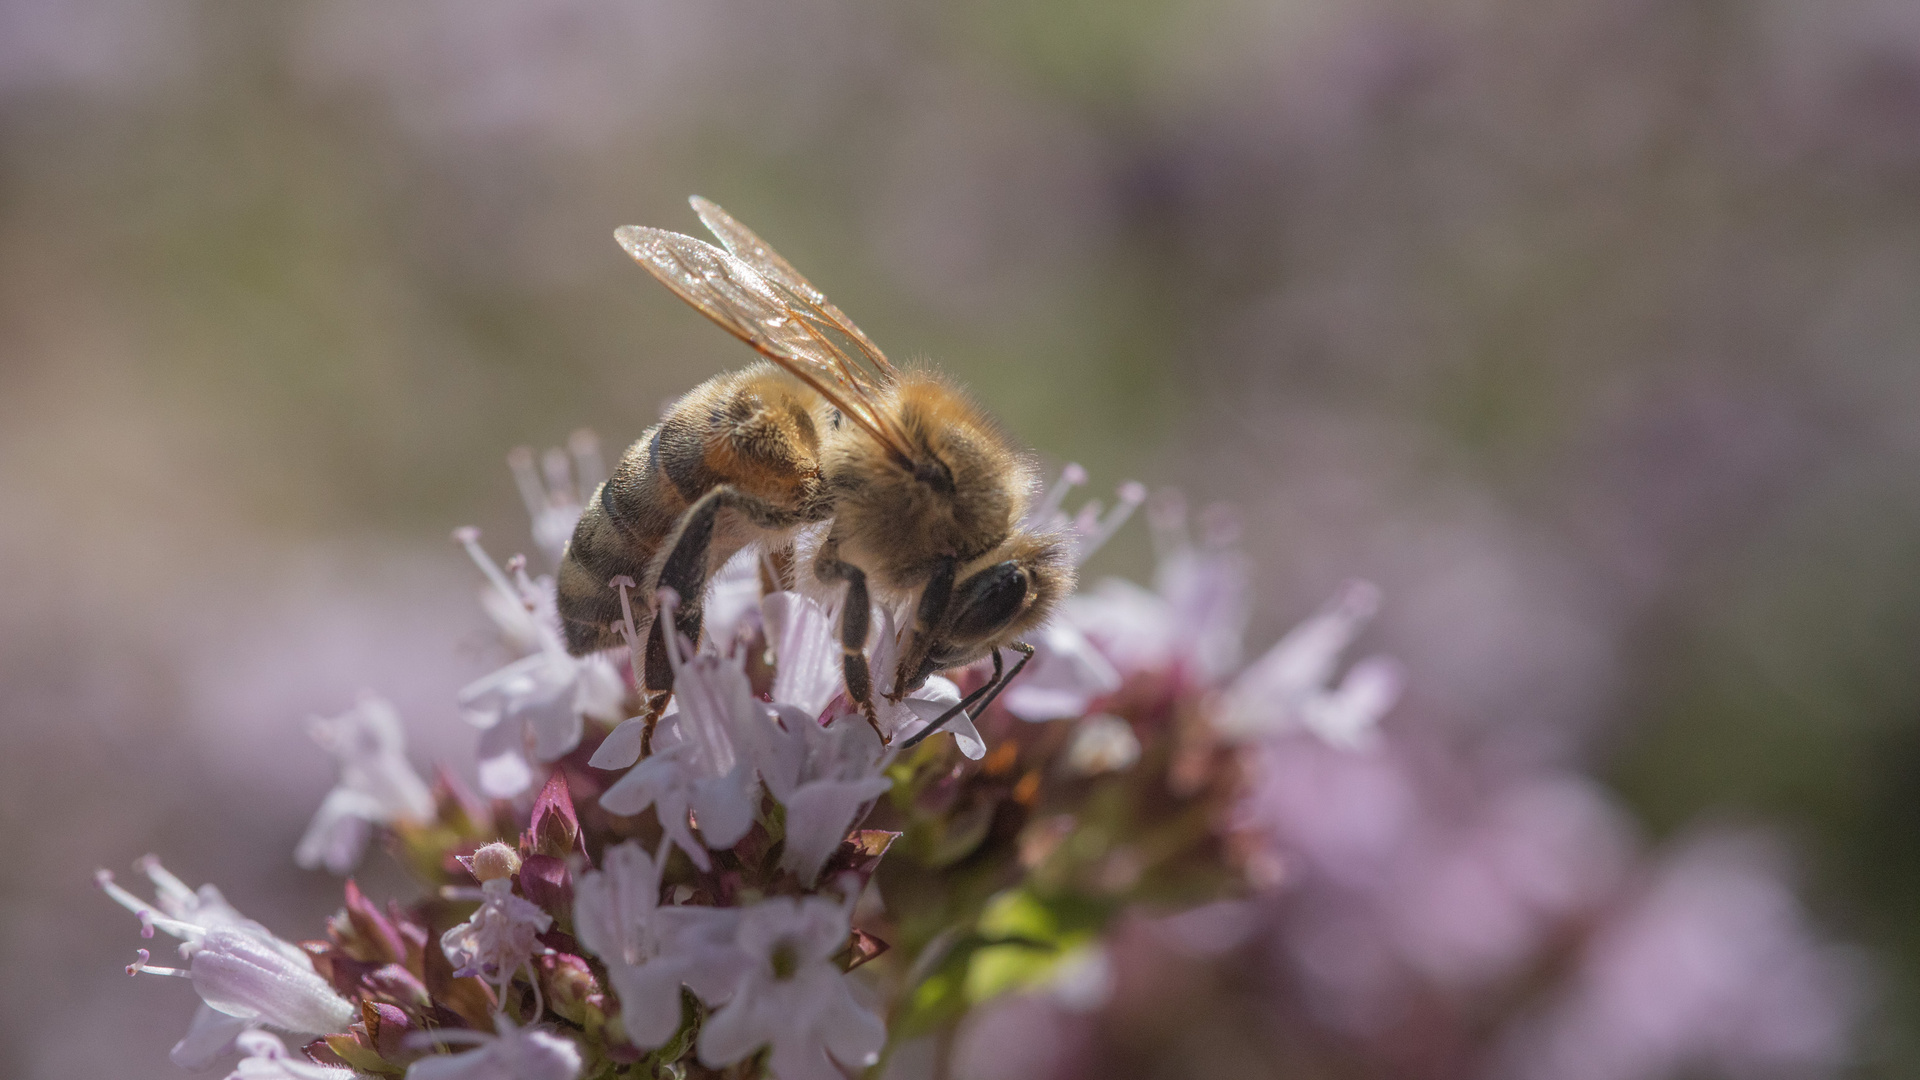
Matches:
[614,224,912,463]
[690,196,895,381]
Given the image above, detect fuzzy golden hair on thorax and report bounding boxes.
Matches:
[822,368,1038,593]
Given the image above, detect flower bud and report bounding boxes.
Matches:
[541,953,602,1026]
[466,842,522,883]
[527,771,584,859]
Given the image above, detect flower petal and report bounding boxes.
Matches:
[171,1003,253,1071]
[696,989,769,1067]
[815,970,886,1070]
[293,788,380,874]
[690,771,755,850]
[779,779,892,885]
[607,961,688,1049]
[190,929,356,1035]
[588,717,650,771]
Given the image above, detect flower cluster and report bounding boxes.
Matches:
[131,432,1837,1080]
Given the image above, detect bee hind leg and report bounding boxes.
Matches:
[654,483,803,661]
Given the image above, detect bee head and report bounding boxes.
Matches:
[825,371,1041,588]
[914,528,1075,682]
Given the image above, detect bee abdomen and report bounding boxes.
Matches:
[557,424,690,655]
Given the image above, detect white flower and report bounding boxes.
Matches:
[1063,714,1141,775]
[1214,581,1404,749]
[761,591,844,720]
[455,529,625,798]
[1000,467,1138,722]
[765,589,986,759]
[507,433,602,569]
[596,634,770,869]
[573,842,745,1047]
[226,1030,359,1080]
[100,859,355,1069]
[1064,494,1249,686]
[296,694,436,874]
[404,1015,582,1080]
[696,897,885,1080]
[865,605,984,760]
[440,877,554,1001]
[703,546,767,650]
[763,707,893,885]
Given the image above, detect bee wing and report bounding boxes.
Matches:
[689,196,895,381]
[614,224,913,462]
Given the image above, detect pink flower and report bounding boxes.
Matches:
[99,859,355,1068]
[1214,581,1403,749]
[1495,832,1860,1080]
[405,1016,581,1080]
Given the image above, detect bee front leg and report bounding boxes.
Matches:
[815,542,885,742]
[889,555,955,701]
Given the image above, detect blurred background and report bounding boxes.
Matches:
[2,0,1917,1076]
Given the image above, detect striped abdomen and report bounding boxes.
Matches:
[556,364,826,655]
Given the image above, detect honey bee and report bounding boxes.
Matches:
[558,196,1072,744]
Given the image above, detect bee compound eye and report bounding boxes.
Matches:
[947,561,1029,642]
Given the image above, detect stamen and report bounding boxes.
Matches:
[132,854,194,911]
[654,588,689,673]
[126,949,190,978]
[610,576,645,690]
[569,429,606,494]
[1074,481,1147,564]
[528,961,546,1022]
[1030,463,1087,528]
[96,870,156,937]
[506,555,542,609]
[507,449,548,524]
[1145,489,1190,562]
[98,866,210,941]
[541,447,572,507]
[453,528,522,610]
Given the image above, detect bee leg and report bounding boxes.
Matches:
[888,555,955,702]
[638,617,674,756]
[968,640,1035,718]
[656,484,802,657]
[840,567,886,742]
[814,543,885,742]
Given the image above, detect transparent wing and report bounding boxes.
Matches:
[689,196,895,380]
[614,225,911,461]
